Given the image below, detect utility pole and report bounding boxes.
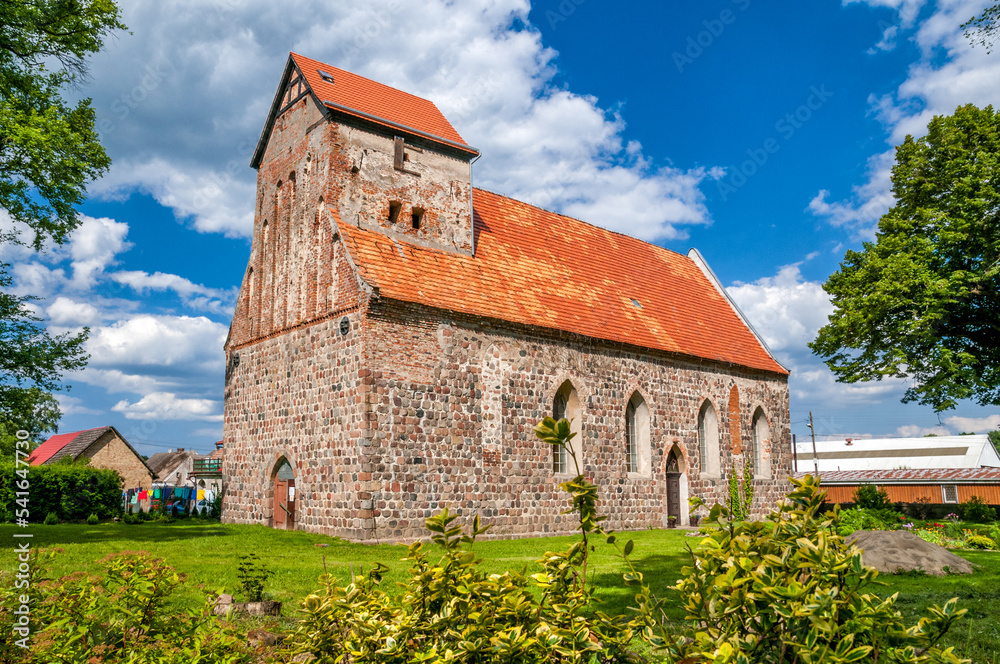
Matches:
[808,410,819,476]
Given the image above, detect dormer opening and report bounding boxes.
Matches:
[388,201,401,225]
[411,207,424,230]
[317,69,335,84]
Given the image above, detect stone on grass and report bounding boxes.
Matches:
[847,530,974,576]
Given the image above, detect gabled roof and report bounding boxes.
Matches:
[29,426,156,477]
[336,189,788,375]
[794,435,999,472]
[29,427,110,465]
[253,53,477,168]
[146,450,198,477]
[794,468,1000,484]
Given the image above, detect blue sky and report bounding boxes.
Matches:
[3,0,999,455]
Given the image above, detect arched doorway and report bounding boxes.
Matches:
[665,447,682,526]
[272,459,296,530]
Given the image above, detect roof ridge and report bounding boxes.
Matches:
[472,187,689,260]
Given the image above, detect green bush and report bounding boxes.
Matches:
[853,483,894,510]
[0,551,254,663]
[647,476,969,663]
[42,511,57,525]
[959,495,997,523]
[85,513,98,525]
[964,535,996,550]
[283,419,968,664]
[0,460,121,523]
[836,506,902,536]
[282,417,638,663]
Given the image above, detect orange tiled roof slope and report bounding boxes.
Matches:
[291,53,472,150]
[338,189,787,375]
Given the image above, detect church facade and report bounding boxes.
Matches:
[222,53,792,542]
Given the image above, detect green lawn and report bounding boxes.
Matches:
[2,521,998,660]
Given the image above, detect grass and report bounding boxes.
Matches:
[0,521,692,617]
[3,520,999,659]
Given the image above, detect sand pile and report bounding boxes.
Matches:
[846,530,974,576]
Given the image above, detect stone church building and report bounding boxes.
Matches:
[222,53,792,541]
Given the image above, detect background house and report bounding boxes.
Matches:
[793,434,1000,508]
[28,426,155,489]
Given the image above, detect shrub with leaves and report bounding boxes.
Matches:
[962,534,995,550]
[236,552,273,602]
[837,506,902,536]
[853,483,894,510]
[0,551,253,663]
[282,417,639,663]
[726,460,754,522]
[636,476,969,663]
[959,495,997,524]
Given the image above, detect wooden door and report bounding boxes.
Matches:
[665,472,681,523]
[274,479,289,529]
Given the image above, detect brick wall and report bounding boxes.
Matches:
[83,431,153,489]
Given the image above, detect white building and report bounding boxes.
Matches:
[794,434,1000,473]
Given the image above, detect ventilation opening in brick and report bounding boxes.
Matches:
[411,207,424,229]
[388,201,401,224]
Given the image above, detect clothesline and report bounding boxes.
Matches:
[122,484,216,514]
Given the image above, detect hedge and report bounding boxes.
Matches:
[0,461,122,523]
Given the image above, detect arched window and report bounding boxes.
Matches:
[552,380,580,474]
[698,400,720,477]
[752,407,771,478]
[625,392,651,475]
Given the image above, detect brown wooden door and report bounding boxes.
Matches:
[274,479,289,529]
[665,472,681,522]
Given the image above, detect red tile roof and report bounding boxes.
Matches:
[795,468,1000,483]
[291,53,473,152]
[337,189,787,375]
[28,427,108,465]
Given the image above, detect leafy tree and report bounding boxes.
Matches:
[1,0,126,247]
[1,266,88,438]
[0,1,123,434]
[963,3,1000,53]
[811,104,1000,412]
[990,429,1000,454]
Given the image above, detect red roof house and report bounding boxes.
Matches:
[29,426,155,489]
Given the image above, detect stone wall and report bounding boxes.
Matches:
[359,299,791,542]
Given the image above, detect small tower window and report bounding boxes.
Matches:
[411,207,424,230]
[388,201,401,224]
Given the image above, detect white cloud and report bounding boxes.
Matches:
[896,424,952,437]
[66,216,132,290]
[54,394,102,416]
[111,270,235,314]
[727,263,833,354]
[727,261,911,408]
[843,0,927,27]
[112,392,223,421]
[944,414,1000,433]
[77,0,714,241]
[46,297,101,326]
[85,314,226,372]
[815,0,1000,236]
